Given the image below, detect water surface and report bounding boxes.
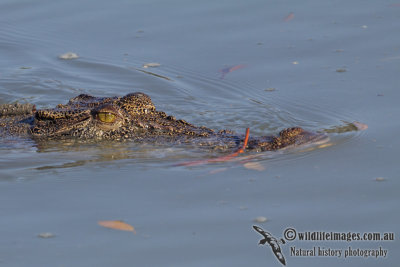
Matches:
[0,0,399,266]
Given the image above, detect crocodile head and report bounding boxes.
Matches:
[31,92,203,140]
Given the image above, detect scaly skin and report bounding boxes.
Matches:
[0,92,326,151]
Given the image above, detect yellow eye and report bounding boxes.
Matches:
[97,112,116,123]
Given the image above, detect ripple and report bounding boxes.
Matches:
[0,58,365,174]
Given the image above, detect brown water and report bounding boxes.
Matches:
[0,0,399,266]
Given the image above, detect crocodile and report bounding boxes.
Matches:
[0,92,328,152]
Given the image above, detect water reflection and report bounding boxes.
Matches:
[1,59,363,174]
[25,126,340,171]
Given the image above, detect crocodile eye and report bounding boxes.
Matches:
[97,112,116,123]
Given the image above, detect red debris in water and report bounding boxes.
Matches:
[219,64,246,79]
[176,128,250,167]
[283,12,295,22]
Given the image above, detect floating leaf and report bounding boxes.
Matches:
[253,216,268,223]
[283,12,294,22]
[37,232,55,238]
[59,52,79,60]
[219,64,246,79]
[98,220,136,233]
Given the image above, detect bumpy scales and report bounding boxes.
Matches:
[0,92,325,151]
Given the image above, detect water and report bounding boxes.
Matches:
[1,0,399,266]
